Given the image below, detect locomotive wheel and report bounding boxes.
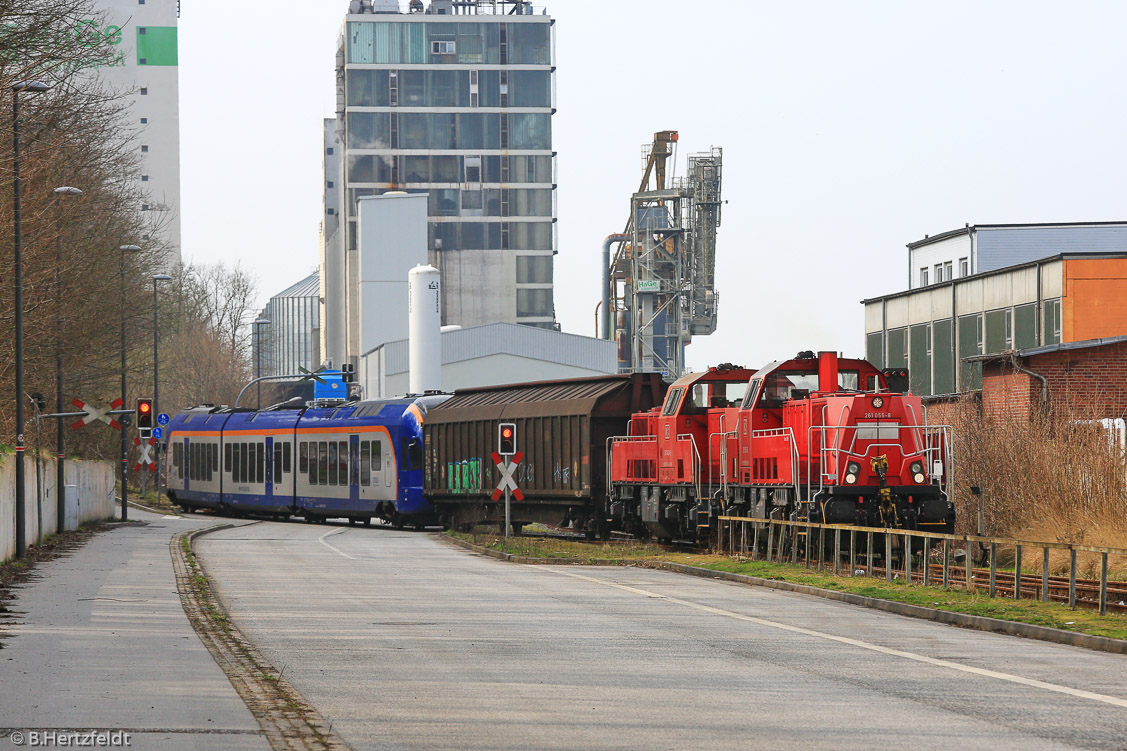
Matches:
[348,517,357,526]
[363,518,372,527]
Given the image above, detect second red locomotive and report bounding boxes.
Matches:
[606,351,953,542]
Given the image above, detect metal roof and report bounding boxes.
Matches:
[965,335,1127,363]
[270,270,319,300]
[364,322,617,375]
[907,221,1127,250]
[427,374,658,422]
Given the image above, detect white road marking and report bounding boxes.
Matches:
[540,567,1127,710]
[317,528,358,560]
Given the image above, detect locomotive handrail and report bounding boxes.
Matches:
[677,433,703,504]
[747,427,801,503]
[808,422,952,501]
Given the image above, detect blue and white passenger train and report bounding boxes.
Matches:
[163,395,450,526]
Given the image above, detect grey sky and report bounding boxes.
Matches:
[179,1,1127,371]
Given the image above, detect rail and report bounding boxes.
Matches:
[716,516,1127,616]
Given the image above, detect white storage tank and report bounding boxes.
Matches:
[408,264,442,394]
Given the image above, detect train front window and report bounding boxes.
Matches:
[686,381,748,411]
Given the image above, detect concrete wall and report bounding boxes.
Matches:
[357,194,428,358]
[0,457,116,563]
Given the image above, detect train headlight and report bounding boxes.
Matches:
[872,396,884,409]
[847,462,861,475]
[845,473,858,485]
[913,472,926,484]
[910,461,923,475]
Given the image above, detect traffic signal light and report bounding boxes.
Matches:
[136,397,154,435]
[498,423,516,456]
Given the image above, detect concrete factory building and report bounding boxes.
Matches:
[87,0,182,262]
[321,0,557,368]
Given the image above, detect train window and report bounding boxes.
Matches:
[240,443,249,484]
[741,379,762,409]
[224,444,232,472]
[661,388,684,416]
[338,440,349,485]
[188,444,195,481]
[838,371,860,390]
[310,442,320,485]
[231,441,240,480]
[320,441,331,486]
[283,443,291,473]
[408,439,423,471]
[256,443,265,484]
[360,442,371,486]
[211,444,218,480]
[274,443,283,483]
[299,442,309,474]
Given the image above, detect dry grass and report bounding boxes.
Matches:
[948,397,1127,576]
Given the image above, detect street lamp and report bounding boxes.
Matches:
[253,318,271,409]
[52,186,82,535]
[152,274,171,499]
[119,244,142,521]
[11,79,51,558]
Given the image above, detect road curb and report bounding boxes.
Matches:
[175,524,352,751]
[440,534,1127,655]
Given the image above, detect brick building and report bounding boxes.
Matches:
[967,336,1127,422]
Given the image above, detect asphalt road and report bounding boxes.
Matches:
[196,522,1127,751]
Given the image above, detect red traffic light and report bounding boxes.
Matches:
[136,397,154,431]
[498,423,516,455]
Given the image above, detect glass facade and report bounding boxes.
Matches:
[340,14,556,327]
[262,272,321,377]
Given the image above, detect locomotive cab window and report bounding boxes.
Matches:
[741,379,762,409]
[661,388,684,416]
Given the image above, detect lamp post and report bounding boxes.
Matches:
[119,244,141,520]
[253,318,271,409]
[52,186,81,535]
[152,274,171,499]
[11,80,51,558]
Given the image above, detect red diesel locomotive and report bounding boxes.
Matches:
[606,351,953,542]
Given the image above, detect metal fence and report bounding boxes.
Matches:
[717,516,1127,616]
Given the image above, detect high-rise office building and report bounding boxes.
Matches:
[88,0,182,262]
[326,0,556,363]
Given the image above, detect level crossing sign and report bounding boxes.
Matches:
[71,397,124,430]
[133,435,158,472]
[490,451,524,501]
